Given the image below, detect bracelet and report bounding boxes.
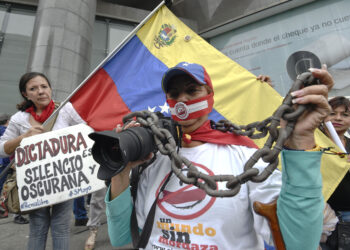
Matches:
[305,145,322,152]
[283,145,322,151]
[283,146,304,151]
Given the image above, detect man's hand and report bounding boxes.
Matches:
[110,120,153,200]
[22,125,44,138]
[284,65,333,150]
[257,75,273,87]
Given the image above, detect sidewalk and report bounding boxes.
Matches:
[0,211,133,250]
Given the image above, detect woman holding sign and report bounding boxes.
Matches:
[0,72,85,250]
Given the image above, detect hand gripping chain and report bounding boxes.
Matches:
[123,72,320,197]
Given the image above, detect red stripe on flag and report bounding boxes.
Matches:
[70,68,130,131]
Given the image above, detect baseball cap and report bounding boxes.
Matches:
[161,62,213,93]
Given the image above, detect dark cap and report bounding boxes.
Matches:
[161,62,213,93]
[0,113,10,124]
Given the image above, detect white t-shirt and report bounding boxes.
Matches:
[0,102,85,157]
[135,143,282,250]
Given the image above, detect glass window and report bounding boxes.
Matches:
[210,0,350,97]
[108,21,134,53]
[7,9,35,37]
[90,19,135,71]
[0,6,6,28]
[0,7,36,115]
[91,19,108,70]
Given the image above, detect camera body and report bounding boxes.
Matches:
[89,113,180,180]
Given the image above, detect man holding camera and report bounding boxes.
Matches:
[94,62,333,249]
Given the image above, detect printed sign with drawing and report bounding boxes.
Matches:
[15,124,105,212]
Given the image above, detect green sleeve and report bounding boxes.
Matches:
[105,186,133,247]
[277,150,324,250]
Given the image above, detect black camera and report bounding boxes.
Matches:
[89,113,181,180]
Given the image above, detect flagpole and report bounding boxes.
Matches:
[0,1,167,180]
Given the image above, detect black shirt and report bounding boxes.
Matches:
[328,137,350,211]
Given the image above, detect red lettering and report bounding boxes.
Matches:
[176,241,181,248]
[67,134,76,153]
[24,145,30,164]
[49,138,60,156]
[76,132,87,150]
[42,140,54,159]
[28,144,37,162]
[191,244,199,250]
[15,147,25,167]
[158,236,168,244]
[182,243,190,249]
[35,141,43,160]
[60,136,68,154]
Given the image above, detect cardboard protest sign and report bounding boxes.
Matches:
[15,124,105,212]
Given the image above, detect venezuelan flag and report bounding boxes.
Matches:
[70,5,281,138]
[70,5,348,201]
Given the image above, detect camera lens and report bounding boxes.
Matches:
[89,114,180,180]
[102,140,123,164]
[117,127,156,163]
[89,126,156,179]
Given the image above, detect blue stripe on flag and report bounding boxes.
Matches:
[103,35,225,122]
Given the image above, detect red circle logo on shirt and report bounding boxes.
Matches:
[156,162,217,220]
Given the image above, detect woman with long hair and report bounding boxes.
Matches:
[0,72,85,250]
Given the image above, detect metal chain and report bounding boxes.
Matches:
[122,72,320,197]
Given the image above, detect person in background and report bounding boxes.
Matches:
[320,96,350,249]
[0,113,11,219]
[0,113,29,223]
[257,74,273,87]
[100,62,333,249]
[74,196,89,226]
[84,187,107,250]
[0,113,11,193]
[0,72,85,250]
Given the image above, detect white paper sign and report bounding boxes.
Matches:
[325,121,347,153]
[15,124,105,212]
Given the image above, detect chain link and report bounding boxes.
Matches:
[123,72,320,197]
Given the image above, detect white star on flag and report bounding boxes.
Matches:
[159,102,169,114]
[148,106,156,112]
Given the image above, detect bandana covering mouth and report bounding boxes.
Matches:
[167,93,214,121]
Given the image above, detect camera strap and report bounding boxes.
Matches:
[130,167,173,249]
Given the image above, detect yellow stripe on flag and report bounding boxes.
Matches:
[315,129,350,201]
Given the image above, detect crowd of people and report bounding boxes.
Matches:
[0,61,348,250]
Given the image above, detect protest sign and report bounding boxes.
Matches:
[15,124,105,212]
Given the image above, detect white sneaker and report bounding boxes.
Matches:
[84,228,98,250]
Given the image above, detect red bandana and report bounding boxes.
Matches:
[25,100,55,123]
[182,120,258,148]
